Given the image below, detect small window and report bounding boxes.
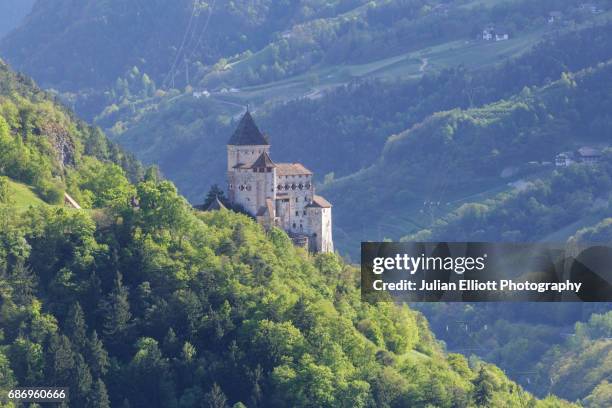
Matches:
[295,211,299,216]
[303,210,306,215]
[295,197,299,202]
[292,223,296,228]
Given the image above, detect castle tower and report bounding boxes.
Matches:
[227,111,270,208]
[306,195,334,253]
[227,110,270,171]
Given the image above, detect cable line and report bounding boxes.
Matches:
[163,0,199,88]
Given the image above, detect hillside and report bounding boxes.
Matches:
[0,60,576,407]
[322,54,612,254]
[0,0,35,38]
[101,18,612,211]
[0,59,143,208]
[533,311,612,406]
[3,1,611,223]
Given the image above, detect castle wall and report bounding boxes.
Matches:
[307,207,333,253]
[229,167,275,215]
[275,174,313,235]
[227,145,269,171]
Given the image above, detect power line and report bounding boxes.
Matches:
[163,0,199,88]
[178,0,217,80]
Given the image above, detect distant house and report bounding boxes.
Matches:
[193,90,210,99]
[548,11,563,23]
[555,147,603,167]
[482,26,509,41]
[555,152,575,167]
[577,146,602,165]
[482,27,494,41]
[495,33,509,41]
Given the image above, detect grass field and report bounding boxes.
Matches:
[6,179,46,209]
[199,25,551,117]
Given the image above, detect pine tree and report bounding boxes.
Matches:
[202,184,228,208]
[204,383,228,408]
[473,366,495,407]
[86,331,109,377]
[88,378,111,408]
[66,302,88,351]
[9,261,37,304]
[101,272,131,340]
[47,334,75,385]
[72,353,93,403]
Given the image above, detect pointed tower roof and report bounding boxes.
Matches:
[205,195,227,211]
[251,151,276,170]
[228,111,270,146]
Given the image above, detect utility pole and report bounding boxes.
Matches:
[185,58,190,86]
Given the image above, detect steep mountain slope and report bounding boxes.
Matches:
[0,0,35,38]
[0,0,373,91]
[0,60,575,408]
[0,59,142,207]
[533,311,612,406]
[107,19,612,210]
[322,56,612,254]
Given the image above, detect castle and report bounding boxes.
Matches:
[226,111,333,253]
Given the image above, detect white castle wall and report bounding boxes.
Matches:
[275,174,313,235]
[229,167,275,215]
[307,207,333,253]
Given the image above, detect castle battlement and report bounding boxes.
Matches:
[226,111,333,253]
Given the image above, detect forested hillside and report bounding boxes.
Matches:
[2,1,612,406]
[534,311,612,406]
[322,55,612,253]
[0,59,142,206]
[0,59,574,408]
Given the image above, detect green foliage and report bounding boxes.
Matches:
[532,311,612,402]
[0,175,569,407]
[0,176,9,204]
[0,61,142,206]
